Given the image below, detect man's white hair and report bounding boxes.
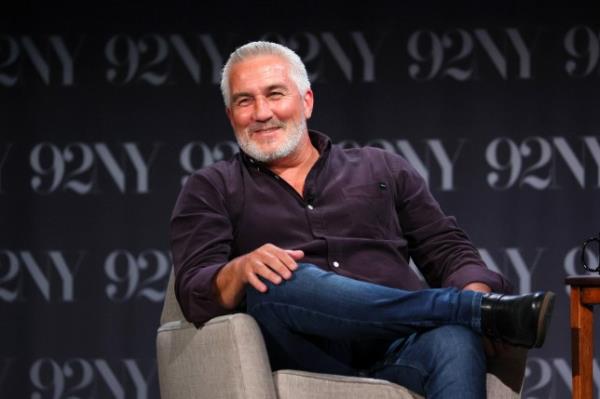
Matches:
[220,41,311,107]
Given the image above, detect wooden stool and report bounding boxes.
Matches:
[565,276,600,399]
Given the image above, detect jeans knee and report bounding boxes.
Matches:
[397,326,483,371]
[245,263,321,308]
[245,276,290,311]
[436,325,481,349]
[427,325,485,368]
[407,326,485,397]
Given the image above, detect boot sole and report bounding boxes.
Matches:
[534,292,555,348]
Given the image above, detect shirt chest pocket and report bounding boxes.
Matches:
[341,182,398,239]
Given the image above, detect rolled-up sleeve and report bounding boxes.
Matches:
[170,170,235,324]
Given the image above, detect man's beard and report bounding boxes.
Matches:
[236,118,307,163]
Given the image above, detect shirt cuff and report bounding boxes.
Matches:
[443,264,514,294]
[177,262,232,325]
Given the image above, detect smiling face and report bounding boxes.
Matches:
[225,54,313,163]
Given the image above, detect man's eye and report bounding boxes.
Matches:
[269,92,284,98]
[236,98,250,106]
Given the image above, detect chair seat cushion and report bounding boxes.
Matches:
[273,369,422,399]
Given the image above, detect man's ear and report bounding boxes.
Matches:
[303,89,314,119]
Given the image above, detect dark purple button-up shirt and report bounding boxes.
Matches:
[170,131,511,324]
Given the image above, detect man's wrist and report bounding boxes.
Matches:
[214,258,245,309]
[463,282,492,293]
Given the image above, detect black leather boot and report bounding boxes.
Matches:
[480,291,555,348]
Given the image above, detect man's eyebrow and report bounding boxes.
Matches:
[266,84,289,92]
[231,84,290,103]
[231,91,252,103]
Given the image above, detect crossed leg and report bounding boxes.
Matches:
[246,263,486,398]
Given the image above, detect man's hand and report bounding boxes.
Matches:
[214,243,304,309]
[235,243,304,292]
[463,282,491,293]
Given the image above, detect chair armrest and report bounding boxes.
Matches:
[156,313,278,399]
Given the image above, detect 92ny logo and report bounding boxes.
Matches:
[28,142,160,195]
[28,358,155,399]
[0,250,169,303]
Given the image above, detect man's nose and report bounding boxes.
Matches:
[253,97,273,121]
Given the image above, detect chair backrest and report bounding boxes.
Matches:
[160,269,186,325]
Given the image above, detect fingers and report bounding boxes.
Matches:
[286,249,304,261]
[247,272,268,293]
[255,258,286,283]
[239,244,303,290]
[263,251,295,279]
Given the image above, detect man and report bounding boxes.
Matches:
[170,41,554,398]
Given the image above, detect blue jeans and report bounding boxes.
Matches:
[246,263,486,398]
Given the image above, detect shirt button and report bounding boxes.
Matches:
[332,261,340,268]
[307,204,314,210]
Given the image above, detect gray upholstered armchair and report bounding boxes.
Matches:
[157,270,528,398]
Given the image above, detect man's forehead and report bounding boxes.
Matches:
[229,55,292,88]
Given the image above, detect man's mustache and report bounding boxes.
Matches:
[248,120,286,133]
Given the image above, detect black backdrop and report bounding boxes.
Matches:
[2,2,600,398]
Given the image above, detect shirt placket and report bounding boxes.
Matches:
[303,167,342,272]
